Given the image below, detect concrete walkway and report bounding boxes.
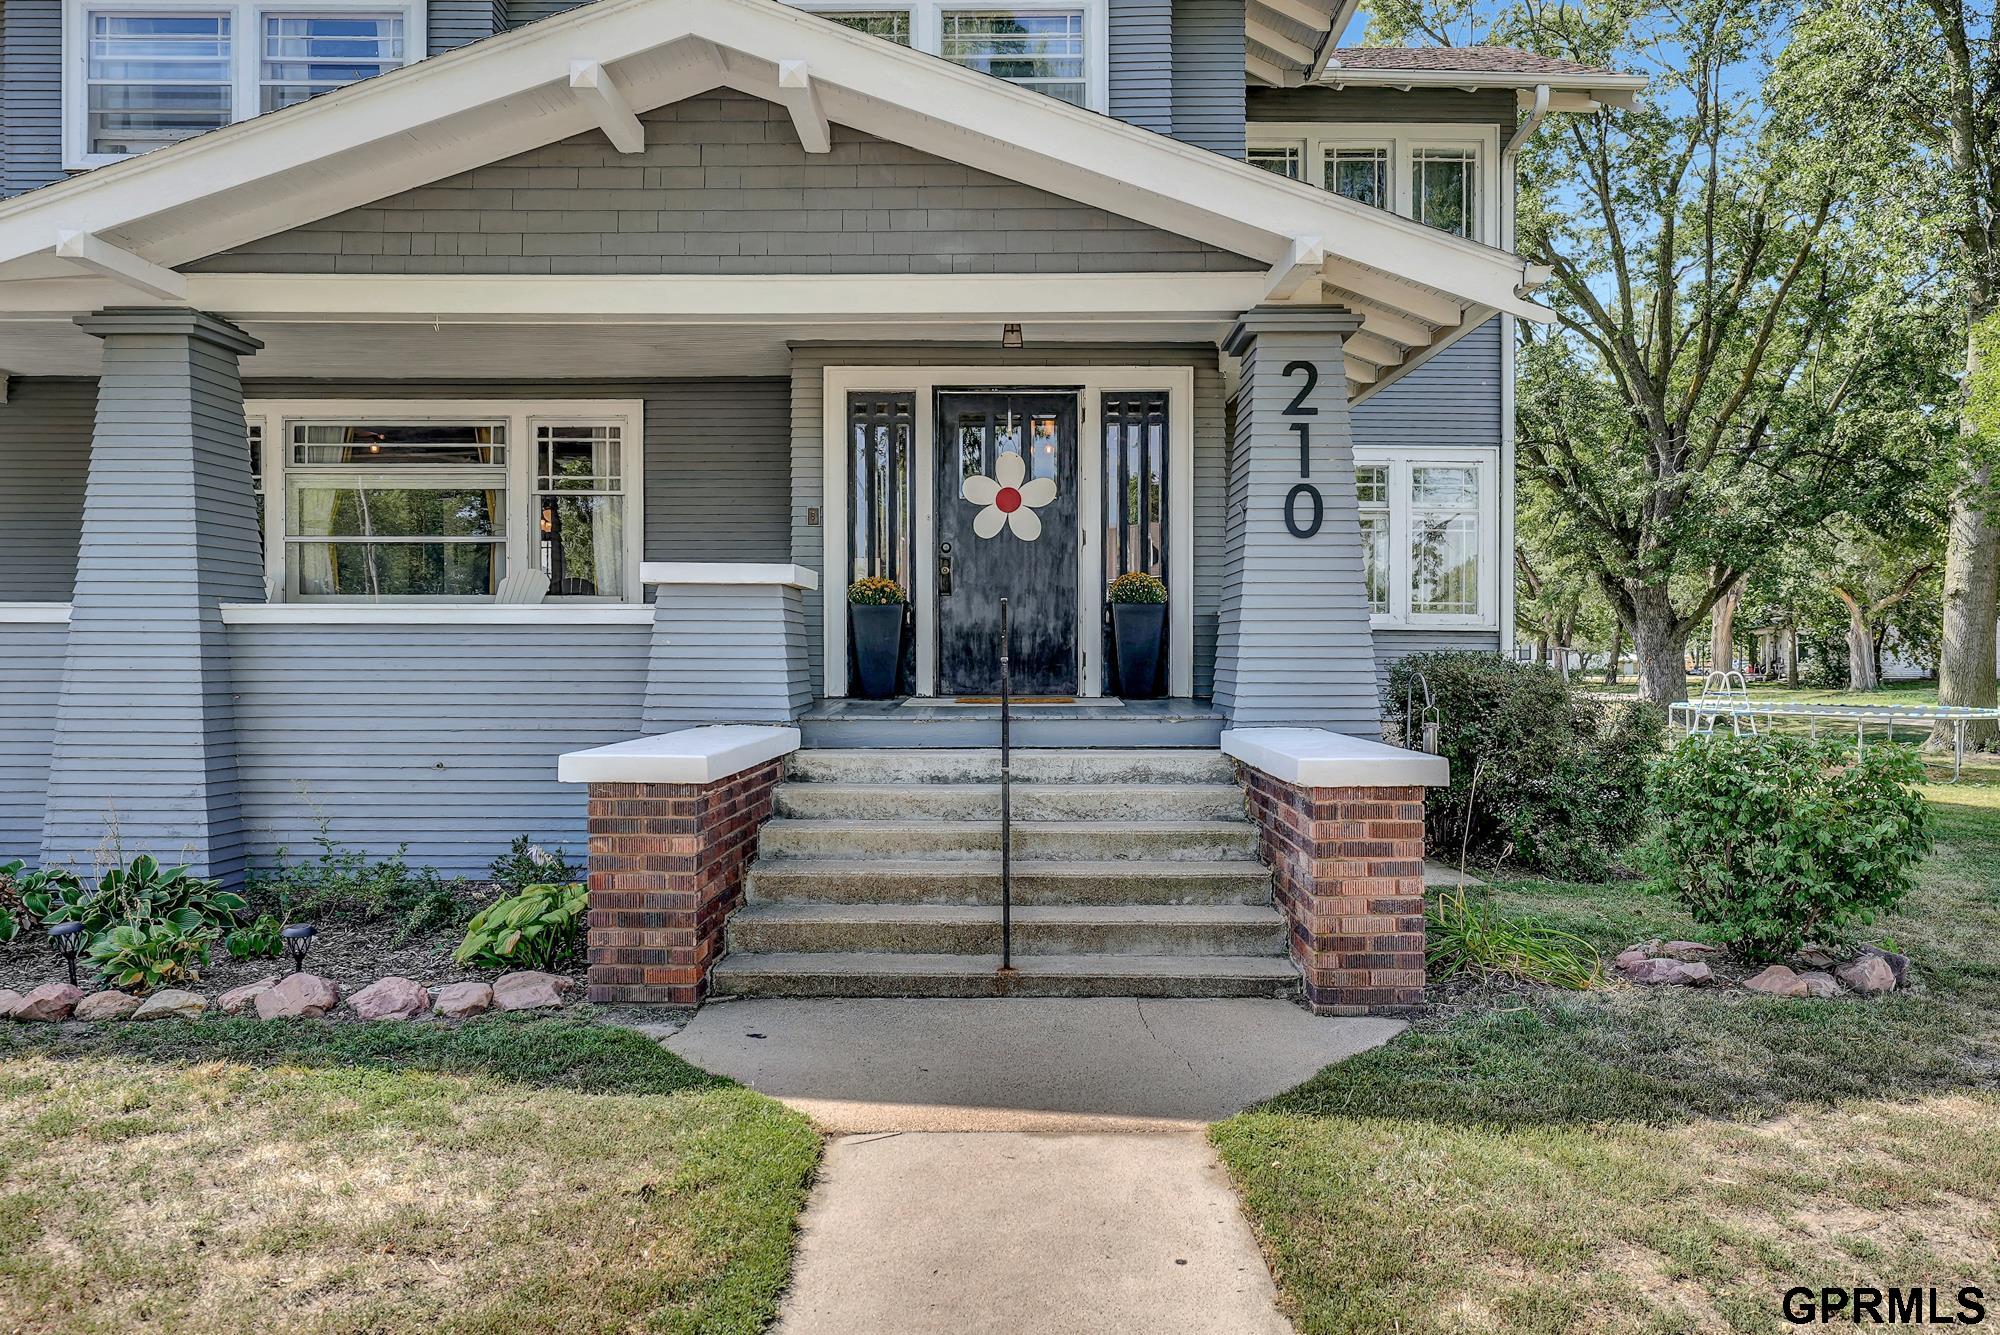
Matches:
[659,999,1404,1335]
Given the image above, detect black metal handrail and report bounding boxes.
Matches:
[998,597,1014,972]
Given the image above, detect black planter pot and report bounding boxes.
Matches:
[1111,602,1167,699]
[850,603,907,700]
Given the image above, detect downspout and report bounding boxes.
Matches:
[1496,84,1548,661]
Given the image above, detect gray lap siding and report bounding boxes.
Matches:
[0,624,64,862]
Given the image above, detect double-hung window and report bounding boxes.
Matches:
[791,1,1107,111]
[1352,449,1497,628]
[65,0,422,168]
[1247,124,1496,242]
[245,400,644,603]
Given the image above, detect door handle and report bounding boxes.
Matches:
[938,552,953,596]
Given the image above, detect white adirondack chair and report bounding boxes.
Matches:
[495,568,550,604]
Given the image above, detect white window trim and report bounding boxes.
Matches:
[244,398,645,604]
[1248,121,1501,243]
[1355,445,1499,631]
[794,0,1108,114]
[63,0,425,170]
[821,366,1194,700]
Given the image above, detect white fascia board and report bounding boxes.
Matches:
[0,0,1546,326]
[641,562,819,589]
[556,725,801,785]
[103,272,1269,323]
[1221,727,1449,788]
[1324,65,1649,100]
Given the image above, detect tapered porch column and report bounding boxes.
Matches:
[40,308,264,880]
[1213,307,1380,733]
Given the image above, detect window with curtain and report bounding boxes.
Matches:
[535,423,627,598]
[86,12,233,156]
[1409,464,1480,616]
[284,421,507,599]
[1356,463,1389,614]
[260,12,405,112]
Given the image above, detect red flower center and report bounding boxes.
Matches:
[995,486,1023,513]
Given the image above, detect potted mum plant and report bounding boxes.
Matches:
[849,576,908,699]
[1108,572,1167,698]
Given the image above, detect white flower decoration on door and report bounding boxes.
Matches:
[963,451,1058,542]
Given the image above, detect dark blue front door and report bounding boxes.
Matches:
[935,391,1078,696]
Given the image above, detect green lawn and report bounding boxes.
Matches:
[1214,778,2000,1334]
[0,1016,820,1335]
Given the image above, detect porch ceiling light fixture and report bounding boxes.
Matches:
[281,923,317,975]
[1000,323,1024,349]
[963,451,1056,542]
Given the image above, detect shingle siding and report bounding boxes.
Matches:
[189,90,1263,276]
[0,378,93,600]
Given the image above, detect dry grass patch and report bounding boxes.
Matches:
[0,1017,819,1335]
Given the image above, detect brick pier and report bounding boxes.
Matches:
[1237,766,1428,1014]
[582,759,784,1006]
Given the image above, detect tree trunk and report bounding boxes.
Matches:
[1711,584,1739,675]
[1844,601,1880,693]
[1935,317,1999,747]
[1786,626,1800,688]
[1630,584,1688,705]
[1604,623,1623,685]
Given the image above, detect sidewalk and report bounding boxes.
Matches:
[658,998,1404,1334]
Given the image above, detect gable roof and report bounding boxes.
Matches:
[1321,45,1647,107]
[0,0,1550,396]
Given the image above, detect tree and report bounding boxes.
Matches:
[1374,0,1955,707]
[1780,0,1999,740]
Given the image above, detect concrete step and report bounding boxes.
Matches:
[745,858,1274,906]
[785,748,1240,787]
[755,818,1260,863]
[771,781,1249,823]
[725,903,1287,957]
[709,951,1300,1000]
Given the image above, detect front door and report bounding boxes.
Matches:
[935,391,1078,695]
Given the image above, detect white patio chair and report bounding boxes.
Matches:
[495,568,550,604]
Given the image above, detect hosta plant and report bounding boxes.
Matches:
[455,882,588,971]
[88,918,212,993]
[225,913,286,961]
[21,855,244,939]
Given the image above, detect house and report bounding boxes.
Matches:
[0,0,1641,1011]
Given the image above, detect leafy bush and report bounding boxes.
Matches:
[1425,888,1601,989]
[1641,733,1933,960]
[1386,653,1665,879]
[847,576,907,606]
[13,856,243,939]
[490,836,584,896]
[0,860,25,943]
[1107,571,1167,604]
[247,821,468,939]
[455,882,588,971]
[87,918,211,993]
[225,913,285,961]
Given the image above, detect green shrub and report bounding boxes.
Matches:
[1386,653,1665,879]
[455,882,588,971]
[225,913,285,961]
[87,918,211,993]
[247,822,468,939]
[490,836,584,896]
[1425,888,1602,989]
[13,856,243,939]
[1640,733,1933,959]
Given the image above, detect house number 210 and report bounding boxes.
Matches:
[1281,359,1324,539]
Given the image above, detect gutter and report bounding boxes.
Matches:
[1503,82,1551,159]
